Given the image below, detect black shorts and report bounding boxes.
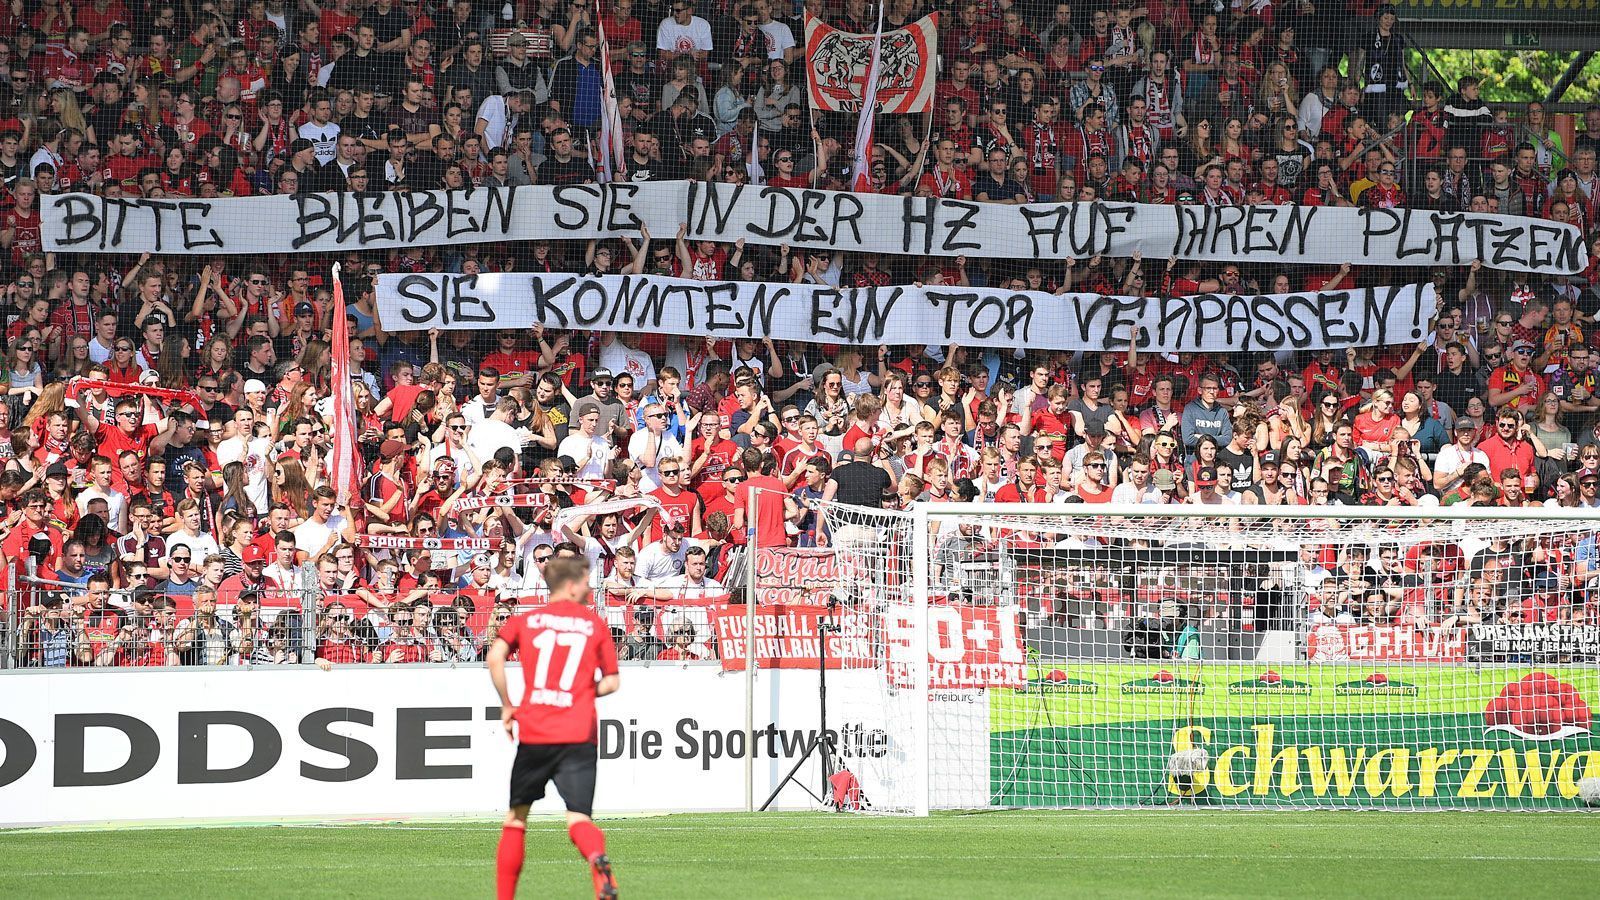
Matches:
[509,742,598,815]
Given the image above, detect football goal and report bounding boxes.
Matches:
[777,502,1600,815]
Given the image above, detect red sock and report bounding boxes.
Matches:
[496,822,526,900]
[568,819,606,862]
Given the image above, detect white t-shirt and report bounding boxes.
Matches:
[298,120,341,165]
[656,16,714,55]
[167,530,221,564]
[650,573,725,599]
[293,514,346,558]
[1110,482,1164,504]
[76,486,128,532]
[628,428,686,492]
[87,336,115,364]
[466,417,525,461]
[636,540,688,582]
[475,94,514,150]
[598,339,657,387]
[217,435,274,513]
[1433,444,1490,492]
[557,432,615,479]
[758,21,795,59]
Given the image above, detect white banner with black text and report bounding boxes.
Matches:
[40,183,1588,274]
[0,666,945,825]
[375,272,1437,353]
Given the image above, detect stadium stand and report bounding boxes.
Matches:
[0,0,1597,671]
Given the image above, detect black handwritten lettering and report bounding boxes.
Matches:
[1249,295,1287,348]
[530,276,576,328]
[293,194,337,249]
[37,188,1590,275]
[830,194,865,246]
[1021,206,1070,257]
[552,185,598,230]
[602,183,639,231]
[402,190,443,241]
[52,195,103,248]
[377,274,1437,354]
[900,196,935,255]
[177,202,223,250]
[703,282,746,332]
[1359,208,1402,259]
[754,187,800,239]
[937,201,982,252]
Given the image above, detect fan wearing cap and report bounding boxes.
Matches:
[364,439,413,535]
[1566,468,1600,511]
[1185,467,1227,505]
[1485,339,1545,413]
[556,401,616,480]
[2,487,64,568]
[458,553,499,608]
[218,542,278,605]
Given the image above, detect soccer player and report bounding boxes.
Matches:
[487,557,621,899]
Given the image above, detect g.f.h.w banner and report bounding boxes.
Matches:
[804,12,938,113]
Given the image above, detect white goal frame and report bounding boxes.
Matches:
[879,502,1600,816]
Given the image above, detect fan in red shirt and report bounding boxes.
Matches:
[676,228,728,281]
[483,331,543,382]
[488,556,621,900]
[1362,165,1406,208]
[101,128,155,191]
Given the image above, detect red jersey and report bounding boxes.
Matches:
[3,205,39,266]
[738,474,791,549]
[498,600,618,745]
[648,485,701,540]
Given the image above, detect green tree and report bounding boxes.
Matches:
[1412,50,1600,103]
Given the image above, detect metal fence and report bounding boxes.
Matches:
[0,573,739,669]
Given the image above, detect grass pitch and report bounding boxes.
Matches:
[1,810,1595,898]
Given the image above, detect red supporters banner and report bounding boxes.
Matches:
[754,547,849,605]
[328,264,359,508]
[712,600,1027,690]
[803,13,938,114]
[1306,624,1469,662]
[711,604,875,671]
[889,605,1027,690]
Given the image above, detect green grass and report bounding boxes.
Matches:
[1,810,1596,898]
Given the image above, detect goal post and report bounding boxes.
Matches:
[814,501,1600,814]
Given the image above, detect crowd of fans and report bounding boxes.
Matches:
[0,0,1598,667]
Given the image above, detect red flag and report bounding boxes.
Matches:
[850,3,886,193]
[329,264,360,508]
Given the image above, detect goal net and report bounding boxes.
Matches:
[813,502,1600,814]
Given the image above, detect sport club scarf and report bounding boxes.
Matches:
[454,493,554,512]
[354,535,504,551]
[66,379,205,416]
